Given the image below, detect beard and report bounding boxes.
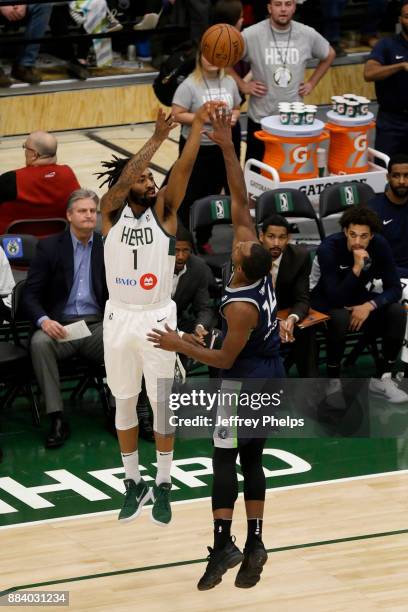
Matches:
[129,188,156,208]
[401,22,408,37]
[389,183,408,199]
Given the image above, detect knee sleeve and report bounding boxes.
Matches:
[115,395,138,431]
[212,447,239,511]
[239,440,266,502]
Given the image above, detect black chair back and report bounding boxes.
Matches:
[319,182,375,219]
[189,196,233,281]
[189,195,232,231]
[256,188,325,240]
[6,217,67,238]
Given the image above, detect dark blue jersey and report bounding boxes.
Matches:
[311,232,402,312]
[368,193,408,275]
[220,273,280,367]
[368,34,408,113]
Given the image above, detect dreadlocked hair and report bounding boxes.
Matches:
[95,154,131,189]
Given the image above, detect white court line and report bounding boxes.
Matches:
[0,468,407,531]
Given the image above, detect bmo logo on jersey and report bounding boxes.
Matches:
[140,273,158,290]
[115,277,137,286]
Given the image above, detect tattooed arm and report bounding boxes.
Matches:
[100,109,177,236]
[158,102,226,226]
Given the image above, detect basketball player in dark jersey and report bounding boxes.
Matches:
[148,108,284,590]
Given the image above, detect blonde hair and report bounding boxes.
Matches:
[192,52,225,84]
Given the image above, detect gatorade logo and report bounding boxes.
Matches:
[354,135,367,152]
[292,146,310,164]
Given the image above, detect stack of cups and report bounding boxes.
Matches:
[331,94,370,117]
[278,102,292,125]
[304,105,317,125]
[278,102,317,125]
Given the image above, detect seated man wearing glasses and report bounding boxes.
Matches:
[0,131,80,235]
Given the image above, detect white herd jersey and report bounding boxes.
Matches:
[104,204,176,306]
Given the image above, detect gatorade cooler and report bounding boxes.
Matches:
[325,111,375,175]
[255,116,329,181]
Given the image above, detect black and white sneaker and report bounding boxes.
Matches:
[235,542,268,588]
[197,538,243,591]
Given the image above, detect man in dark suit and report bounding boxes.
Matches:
[22,188,108,448]
[259,214,318,377]
[172,225,217,338]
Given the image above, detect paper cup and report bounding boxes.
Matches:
[345,100,359,117]
[280,110,291,125]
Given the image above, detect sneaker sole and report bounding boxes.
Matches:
[197,550,244,591]
[118,488,151,523]
[369,390,408,404]
[235,549,268,588]
[150,496,172,527]
[150,515,171,527]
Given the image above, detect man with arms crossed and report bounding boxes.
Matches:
[228,0,335,162]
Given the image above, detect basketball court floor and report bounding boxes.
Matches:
[0,125,407,611]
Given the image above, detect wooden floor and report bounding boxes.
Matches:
[1,472,407,611]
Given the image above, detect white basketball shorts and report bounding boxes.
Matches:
[103,299,177,400]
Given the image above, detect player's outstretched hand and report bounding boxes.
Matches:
[204,105,233,147]
[147,323,182,351]
[153,108,178,142]
[193,101,227,125]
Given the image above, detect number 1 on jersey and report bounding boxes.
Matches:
[133,249,137,270]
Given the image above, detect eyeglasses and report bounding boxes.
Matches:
[22,143,38,154]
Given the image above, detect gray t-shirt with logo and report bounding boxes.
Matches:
[243,19,330,122]
[172,73,241,145]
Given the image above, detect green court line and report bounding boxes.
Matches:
[1,528,407,597]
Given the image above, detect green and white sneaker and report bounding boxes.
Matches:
[118,478,151,522]
[151,482,172,526]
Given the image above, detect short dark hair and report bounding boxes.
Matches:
[176,224,193,244]
[213,0,243,25]
[261,214,290,234]
[339,205,382,233]
[241,243,272,282]
[388,154,408,172]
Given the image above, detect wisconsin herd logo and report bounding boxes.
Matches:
[140,273,158,290]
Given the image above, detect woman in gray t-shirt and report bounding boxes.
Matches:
[172,53,241,250]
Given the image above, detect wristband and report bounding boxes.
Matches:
[369,300,377,310]
[177,330,184,338]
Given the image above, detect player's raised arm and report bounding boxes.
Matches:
[206,108,257,243]
[160,102,223,217]
[98,109,177,235]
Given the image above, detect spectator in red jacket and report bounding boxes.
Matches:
[0,131,80,235]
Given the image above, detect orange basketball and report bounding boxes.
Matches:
[201,24,244,68]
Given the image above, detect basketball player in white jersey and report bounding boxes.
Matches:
[99,104,221,527]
